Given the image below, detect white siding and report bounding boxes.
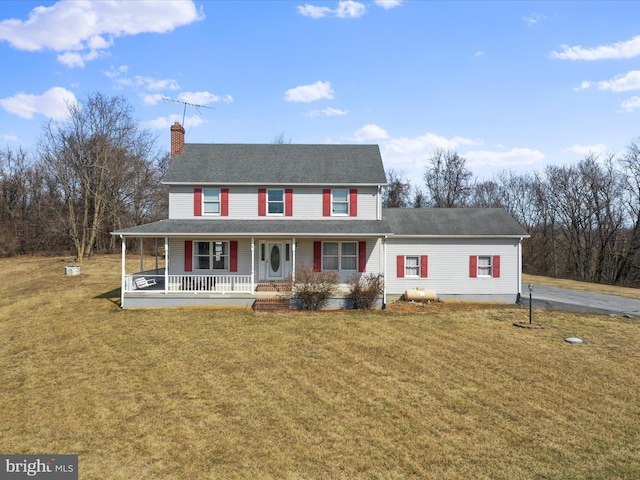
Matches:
[168,186,380,220]
[385,238,521,296]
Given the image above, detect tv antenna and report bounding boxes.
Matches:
[162,96,215,125]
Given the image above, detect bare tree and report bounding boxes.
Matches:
[272,132,292,144]
[383,169,412,208]
[39,92,164,261]
[423,149,473,207]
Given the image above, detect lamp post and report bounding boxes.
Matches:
[528,283,533,324]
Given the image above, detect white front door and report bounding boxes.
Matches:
[267,242,283,279]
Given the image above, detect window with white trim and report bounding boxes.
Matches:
[194,241,228,270]
[332,189,349,215]
[323,241,357,271]
[405,256,420,277]
[477,255,492,277]
[203,189,220,215]
[267,189,284,215]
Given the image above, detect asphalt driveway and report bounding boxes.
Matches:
[519,284,640,318]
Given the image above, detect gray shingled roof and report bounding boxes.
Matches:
[383,208,529,237]
[113,219,393,237]
[163,144,388,185]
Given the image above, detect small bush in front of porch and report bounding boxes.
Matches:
[289,263,339,310]
[348,273,384,309]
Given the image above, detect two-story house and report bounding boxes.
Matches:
[112,122,529,309]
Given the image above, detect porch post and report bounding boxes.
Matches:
[250,237,255,292]
[291,237,296,283]
[382,236,387,309]
[164,237,169,294]
[120,235,126,307]
[139,238,143,273]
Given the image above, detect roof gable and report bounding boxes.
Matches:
[164,144,387,185]
[383,208,529,237]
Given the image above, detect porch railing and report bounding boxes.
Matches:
[125,274,253,294]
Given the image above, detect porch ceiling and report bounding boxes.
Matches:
[112,218,392,237]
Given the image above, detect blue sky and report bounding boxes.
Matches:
[1,0,640,181]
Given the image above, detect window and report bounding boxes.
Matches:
[322,241,357,271]
[478,256,492,277]
[194,241,228,270]
[405,256,420,277]
[332,189,349,215]
[267,189,284,215]
[469,255,500,278]
[203,189,220,215]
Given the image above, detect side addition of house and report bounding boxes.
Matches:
[112,122,529,309]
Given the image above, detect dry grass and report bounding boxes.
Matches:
[1,255,639,479]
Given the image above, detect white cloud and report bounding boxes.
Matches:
[474,51,484,57]
[285,81,334,102]
[621,96,640,112]
[306,107,348,117]
[297,1,365,18]
[336,1,366,18]
[464,148,545,167]
[297,4,333,18]
[562,144,609,156]
[574,81,591,91]
[374,0,403,9]
[105,65,128,78]
[0,0,205,67]
[141,114,206,131]
[597,70,640,92]
[177,91,234,105]
[0,87,76,120]
[0,133,19,142]
[142,94,165,106]
[354,124,388,141]
[550,35,640,61]
[383,132,480,165]
[523,13,546,25]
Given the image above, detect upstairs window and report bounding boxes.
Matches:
[267,189,284,215]
[203,189,220,215]
[332,189,349,215]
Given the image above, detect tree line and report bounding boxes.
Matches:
[0,92,168,262]
[384,146,640,287]
[3,91,640,287]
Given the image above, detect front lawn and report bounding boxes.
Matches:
[1,255,639,479]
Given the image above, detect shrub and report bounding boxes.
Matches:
[289,263,339,310]
[348,273,384,309]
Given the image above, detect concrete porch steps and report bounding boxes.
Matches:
[253,297,291,312]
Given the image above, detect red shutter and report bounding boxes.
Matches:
[258,188,266,216]
[313,241,322,272]
[221,188,229,216]
[350,189,358,217]
[184,241,193,272]
[323,189,331,216]
[194,188,202,216]
[230,241,238,272]
[469,256,478,278]
[285,188,293,217]
[493,255,500,278]
[397,255,405,278]
[358,241,367,272]
[420,255,428,278]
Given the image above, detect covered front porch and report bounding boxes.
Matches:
[112,218,391,308]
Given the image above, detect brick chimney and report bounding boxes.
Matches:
[170,121,185,160]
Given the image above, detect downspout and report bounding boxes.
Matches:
[517,238,523,302]
[120,235,126,308]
